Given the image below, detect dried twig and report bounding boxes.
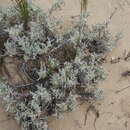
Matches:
[108,0,129,22]
[111,57,121,64]
[91,105,99,130]
[84,103,92,126]
[109,7,118,20]
[124,51,130,61]
[115,85,130,94]
[84,102,99,130]
[116,71,130,93]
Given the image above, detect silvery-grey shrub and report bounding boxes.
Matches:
[0,1,121,130]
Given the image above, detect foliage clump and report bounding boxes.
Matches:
[0,1,120,130]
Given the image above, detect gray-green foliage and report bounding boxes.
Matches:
[0,1,121,130]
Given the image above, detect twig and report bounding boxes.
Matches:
[109,7,118,20]
[108,0,129,22]
[84,102,99,130]
[115,85,130,94]
[91,105,99,130]
[12,80,40,89]
[110,57,121,64]
[124,51,130,61]
[84,103,92,126]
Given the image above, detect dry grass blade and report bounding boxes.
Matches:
[81,0,88,14]
[12,0,30,30]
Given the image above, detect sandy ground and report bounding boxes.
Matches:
[0,0,130,130]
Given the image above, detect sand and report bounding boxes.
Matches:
[0,0,130,130]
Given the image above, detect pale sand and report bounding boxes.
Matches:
[0,0,130,130]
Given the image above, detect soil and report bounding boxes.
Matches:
[0,0,130,130]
